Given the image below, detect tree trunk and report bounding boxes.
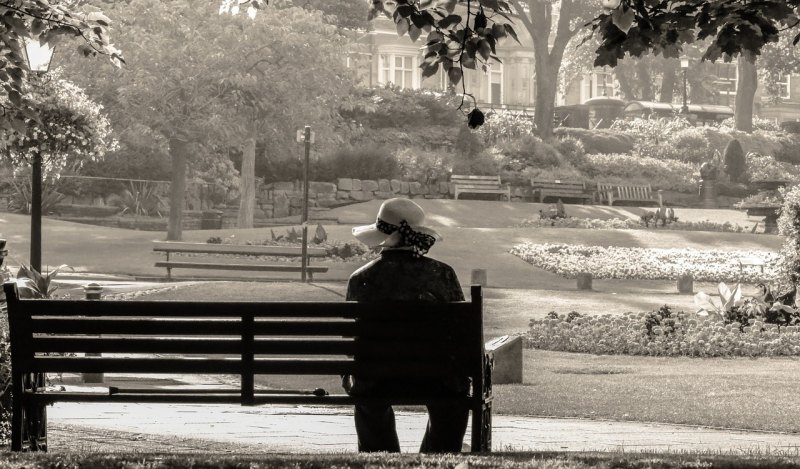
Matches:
[534,61,558,138]
[237,130,256,229]
[167,138,188,241]
[659,59,678,103]
[636,60,654,101]
[614,62,636,100]
[735,55,758,132]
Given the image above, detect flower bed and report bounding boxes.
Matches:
[528,307,800,357]
[518,217,753,233]
[510,243,779,282]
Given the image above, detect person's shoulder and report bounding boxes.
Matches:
[348,257,381,281]
[423,255,456,272]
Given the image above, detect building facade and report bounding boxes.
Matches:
[352,15,800,124]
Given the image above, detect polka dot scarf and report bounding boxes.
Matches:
[376,219,436,258]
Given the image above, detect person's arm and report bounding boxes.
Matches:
[443,265,465,302]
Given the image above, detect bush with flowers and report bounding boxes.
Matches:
[510,242,779,283]
[528,305,800,357]
[1,71,115,212]
[517,216,753,233]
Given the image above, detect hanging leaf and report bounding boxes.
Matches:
[611,6,635,34]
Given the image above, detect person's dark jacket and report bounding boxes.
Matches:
[343,248,466,395]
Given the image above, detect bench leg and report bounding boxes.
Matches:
[10,371,22,451]
[16,372,47,452]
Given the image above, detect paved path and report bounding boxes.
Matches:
[47,401,800,454]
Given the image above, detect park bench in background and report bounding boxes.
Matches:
[451,174,511,201]
[152,241,328,281]
[4,282,492,453]
[530,179,592,204]
[596,183,662,207]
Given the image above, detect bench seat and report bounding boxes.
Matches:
[451,175,510,201]
[531,179,592,204]
[153,241,328,280]
[596,183,662,207]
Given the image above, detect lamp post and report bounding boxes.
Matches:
[20,37,55,273]
[680,57,690,114]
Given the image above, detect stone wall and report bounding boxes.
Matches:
[261,178,454,218]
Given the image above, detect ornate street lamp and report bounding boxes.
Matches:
[20,36,55,273]
[680,57,690,114]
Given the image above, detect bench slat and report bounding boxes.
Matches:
[30,319,356,336]
[16,300,471,318]
[154,262,329,273]
[153,242,328,257]
[24,391,474,407]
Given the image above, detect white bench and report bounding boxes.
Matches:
[451,175,511,201]
[598,183,662,207]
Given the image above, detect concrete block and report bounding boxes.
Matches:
[485,335,523,384]
[273,194,290,218]
[362,180,379,192]
[337,178,353,191]
[337,191,350,200]
[310,181,337,194]
[378,179,392,193]
[350,190,374,201]
[273,181,295,191]
[409,182,424,195]
[352,179,362,191]
[400,181,410,194]
[390,179,403,192]
[577,272,592,290]
[677,274,694,294]
[374,191,394,199]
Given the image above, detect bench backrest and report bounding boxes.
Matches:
[451,175,502,188]
[616,184,652,200]
[153,242,328,257]
[596,183,615,192]
[531,179,586,192]
[4,282,484,404]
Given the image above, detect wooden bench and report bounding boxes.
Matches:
[4,282,492,453]
[530,179,592,204]
[596,183,662,207]
[451,175,511,201]
[153,242,329,281]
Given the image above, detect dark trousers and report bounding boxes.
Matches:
[354,402,469,453]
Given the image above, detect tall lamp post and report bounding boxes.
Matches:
[680,57,690,114]
[20,37,55,273]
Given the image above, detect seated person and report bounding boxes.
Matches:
[344,198,468,453]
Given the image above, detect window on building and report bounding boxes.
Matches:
[777,73,791,100]
[487,63,503,104]
[379,53,418,89]
[580,71,615,102]
[714,63,737,95]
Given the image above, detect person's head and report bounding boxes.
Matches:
[352,198,440,256]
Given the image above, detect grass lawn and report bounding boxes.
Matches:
[494,350,800,433]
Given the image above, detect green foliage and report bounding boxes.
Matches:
[553,128,634,154]
[497,135,564,171]
[451,149,501,176]
[610,117,694,143]
[6,168,64,215]
[551,136,588,169]
[519,216,752,234]
[778,185,800,291]
[394,148,453,183]
[109,181,165,217]
[584,153,697,192]
[315,145,399,181]
[723,139,747,183]
[0,0,122,135]
[478,112,536,145]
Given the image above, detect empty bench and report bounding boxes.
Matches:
[451,175,511,201]
[153,242,329,280]
[596,183,662,207]
[531,179,592,204]
[4,282,492,453]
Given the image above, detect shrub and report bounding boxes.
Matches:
[478,111,535,145]
[551,136,587,168]
[394,148,454,182]
[497,135,563,172]
[554,127,635,154]
[527,305,800,357]
[720,116,781,132]
[610,116,694,144]
[781,121,800,134]
[778,185,800,292]
[584,153,697,192]
[723,139,747,182]
[746,153,800,182]
[315,145,399,180]
[451,149,501,176]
